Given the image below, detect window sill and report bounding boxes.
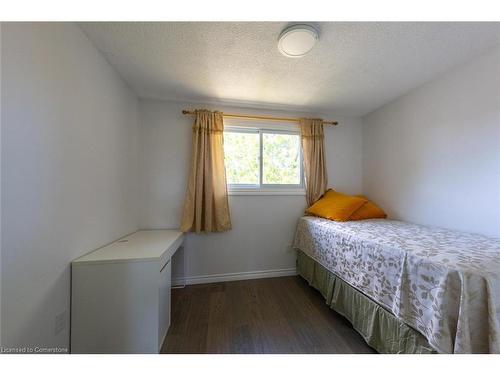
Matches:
[228,189,306,196]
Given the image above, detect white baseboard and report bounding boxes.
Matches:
[173,267,297,286]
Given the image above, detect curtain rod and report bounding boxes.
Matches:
[181,110,338,126]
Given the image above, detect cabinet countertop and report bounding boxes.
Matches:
[72,230,184,265]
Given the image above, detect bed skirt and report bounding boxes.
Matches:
[297,250,436,354]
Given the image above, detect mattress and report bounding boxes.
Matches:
[293,216,500,353]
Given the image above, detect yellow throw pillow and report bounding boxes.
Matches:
[306,190,368,222]
[349,195,387,220]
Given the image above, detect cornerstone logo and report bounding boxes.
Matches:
[0,346,69,354]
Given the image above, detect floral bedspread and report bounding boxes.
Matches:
[293,216,500,353]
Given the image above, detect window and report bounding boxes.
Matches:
[223,124,304,195]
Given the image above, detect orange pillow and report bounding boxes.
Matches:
[349,196,387,220]
[306,190,367,222]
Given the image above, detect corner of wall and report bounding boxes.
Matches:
[0,21,3,347]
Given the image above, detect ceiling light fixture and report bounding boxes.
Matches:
[278,24,319,58]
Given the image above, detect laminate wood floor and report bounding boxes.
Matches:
[161,276,376,354]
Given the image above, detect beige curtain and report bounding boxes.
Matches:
[300,118,328,206]
[180,110,231,233]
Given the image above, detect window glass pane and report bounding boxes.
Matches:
[224,131,260,185]
[263,133,301,185]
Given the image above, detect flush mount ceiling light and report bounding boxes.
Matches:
[278,24,319,58]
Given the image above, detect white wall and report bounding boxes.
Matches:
[1,23,139,350]
[139,99,363,281]
[362,46,500,237]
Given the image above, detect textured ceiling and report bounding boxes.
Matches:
[80,22,500,116]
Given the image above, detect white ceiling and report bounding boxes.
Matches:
[80,22,500,116]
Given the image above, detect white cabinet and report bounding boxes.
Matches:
[71,230,183,353]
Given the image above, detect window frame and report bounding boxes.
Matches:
[223,120,305,196]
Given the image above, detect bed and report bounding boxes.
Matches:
[293,216,500,354]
